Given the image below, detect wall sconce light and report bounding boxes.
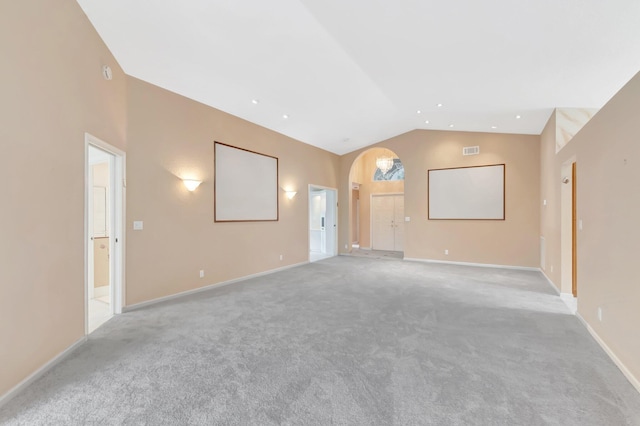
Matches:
[183,179,202,191]
[285,191,297,200]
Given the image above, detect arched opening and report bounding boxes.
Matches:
[348,147,405,258]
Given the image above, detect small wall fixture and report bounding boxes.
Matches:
[562,177,570,184]
[285,191,297,200]
[102,65,113,81]
[183,179,202,191]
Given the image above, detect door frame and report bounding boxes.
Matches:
[308,184,338,259]
[370,192,404,251]
[560,156,577,298]
[84,133,126,334]
[571,162,577,297]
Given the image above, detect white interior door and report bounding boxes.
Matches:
[372,194,404,251]
[86,134,125,334]
[324,189,336,255]
[393,196,404,251]
[309,185,337,261]
[309,190,325,253]
[372,195,395,250]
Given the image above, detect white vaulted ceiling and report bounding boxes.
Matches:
[76,0,640,154]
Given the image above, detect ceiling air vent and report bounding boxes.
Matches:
[463,146,480,156]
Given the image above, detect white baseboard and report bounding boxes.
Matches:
[539,270,561,295]
[403,257,539,271]
[0,336,87,409]
[538,271,577,314]
[576,313,640,395]
[560,293,577,314]
[123,261,309,312]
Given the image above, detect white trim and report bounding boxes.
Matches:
[539,269,561,295]
[403,257,539,271]
[85,134,126,338]
[308,184,339,260]
[123,261,308,312]
[576,313,640,394]
[539,271,577,314]
[560,293,577,314]
[0,337,87,409]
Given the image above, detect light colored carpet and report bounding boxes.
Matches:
[2,256,639,425]
[348,248,404,260]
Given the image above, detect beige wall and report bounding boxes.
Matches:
[539,112,561,286]
[350,148,404,249]
[125,77,339,305]
[541,72,640,383]
[339,131,540,267]
[0,0,127,396]
[3,0,638,403]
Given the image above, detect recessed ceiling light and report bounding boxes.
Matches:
[515,115,521,119]
[251,99,259,104]
[283,114,289,119]
[437,103,443,108]
[425,120,430,124]
[448,124,454,128]
[417,110,422,114]
[491,126,497,129]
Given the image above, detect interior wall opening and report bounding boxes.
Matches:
[85,134,125,334]
[347,147,405,257]
[309,185,337,262]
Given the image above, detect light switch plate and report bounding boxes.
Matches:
[133,221,143,230]
[405,217,411,222]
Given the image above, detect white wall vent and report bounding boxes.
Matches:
[463,146,480,156]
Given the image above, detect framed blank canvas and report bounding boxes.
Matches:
[428,164,505,220]
[214,142,279,222]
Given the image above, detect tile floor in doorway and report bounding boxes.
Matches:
[309,251,334,262]
[88,297,112,333]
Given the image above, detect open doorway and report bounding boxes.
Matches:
[86,134,125,333]
[348,147,404,257]
[309,185,337,262]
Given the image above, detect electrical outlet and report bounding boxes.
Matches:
[444,249,449,255]
[199,270,204,278]
[345,244,348,249]
[550,265,554,273]
[598,307,602,322]
[279,254,283,261]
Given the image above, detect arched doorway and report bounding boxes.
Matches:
[348,147,405,255]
